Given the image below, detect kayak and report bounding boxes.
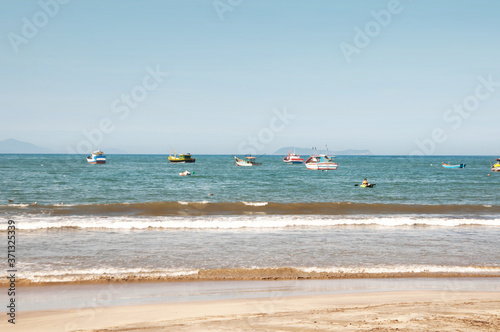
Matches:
[355,183,376,188]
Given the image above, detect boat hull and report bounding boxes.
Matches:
[87,159,106,164]
[305,163,338,170]
[442,163,466,169]
[236,160,262,166]
[236,161,254,166]
[169,159,196,163]
[284,159,303,164]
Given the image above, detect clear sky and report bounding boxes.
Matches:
[1,0,499,155]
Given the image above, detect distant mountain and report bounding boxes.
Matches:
[274,147,372,156]
[0,139,53,154]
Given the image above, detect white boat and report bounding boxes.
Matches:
[235,156,262,166]
[304,154,338,170]
[87,150,106,164]
[283,152,303,164]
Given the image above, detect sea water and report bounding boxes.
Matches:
[0,154,499,284]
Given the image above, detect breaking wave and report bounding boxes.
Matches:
[7,265,500,286]
[1,201,499,217]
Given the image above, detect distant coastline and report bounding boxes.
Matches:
[0,138,53,154]
[0,139,372,155]
[273,147,372,156]
[0,139,497,156]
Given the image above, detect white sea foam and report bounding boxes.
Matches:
[301,265,500,274]
[21,268,199,283]
[1,203,30,207]
[177,201,210,205]
[241,202,269,206]
[17,265,500,284]
[8,214,500,231]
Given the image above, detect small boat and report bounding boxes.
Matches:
[355,183,376,188]
[304,154,338,170]
[442,162,466,169]
[179,170,192,176]
[235,156,262,166]
[492,158,500,172]
[169,151,195,163]
[283,152,303,164]
[87,150,106,164]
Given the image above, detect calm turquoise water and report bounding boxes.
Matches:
[0,154,498,206]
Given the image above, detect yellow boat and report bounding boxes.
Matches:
[168,151,195,163]
[492,158,500,172]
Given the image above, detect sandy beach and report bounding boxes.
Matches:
[6,290,499,331]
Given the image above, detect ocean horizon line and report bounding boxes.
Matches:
[0,153,499,157]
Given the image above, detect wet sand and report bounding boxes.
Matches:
[4,286,500,331]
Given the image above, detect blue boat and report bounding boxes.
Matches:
[87,150,106,164]
[442,162,465,169]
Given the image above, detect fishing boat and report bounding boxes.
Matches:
[304,154,338,170]
[283,151,303,164]
[168,151,195,163]
[442,162,466,169]
[492,158,500,172]
[234,156,262,166]
[86,150,106,164]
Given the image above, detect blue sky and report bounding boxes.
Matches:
[1,0,499,154]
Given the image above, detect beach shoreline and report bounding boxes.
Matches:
[5,270,500,288]
[6,289,499,331]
